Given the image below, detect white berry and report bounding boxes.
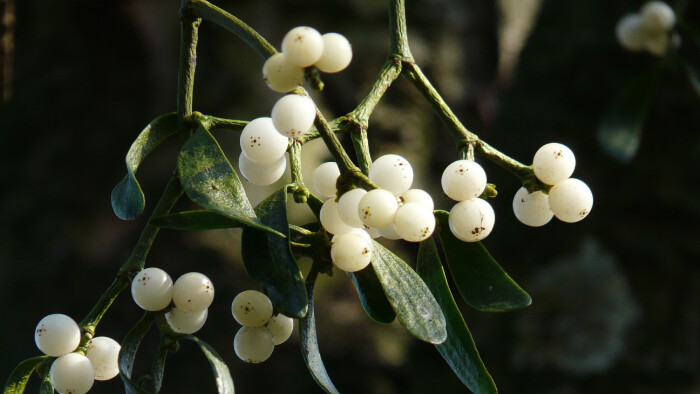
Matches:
[173,272,214,312]
[532,143,576,185]
[34,314,81,357]
[512,187,553,227]
[616,14,647,52]
[262,53,305,93]
[400,189,434,212]
[377,223,402,240]
[238,153,287,186]
[640,1,675,32]
[320,198,355,235]
[441,160,487,201]
[234,326,275,363]
[165,307,208,335]
[232,290,273,328]
[50,353,94,394]
[448,198,495,242]
[131,267,174,311]
[331,227,373,245]
[337,188,367,228]
[266,314,294,345]
[240,117,289,164]
[312,162,340,198]
[369,154,414,196]
[271,94,316,138]
[85,336,120,381]
[331,231,373,272]
[314,33,352,73]
[358,188,400,228]
[393,203,436,242]
[547,178,593,223]
[644,30,671,56]
[282,26,324,67]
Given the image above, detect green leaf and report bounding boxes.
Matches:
[417,238,497,394]
[112,113,178,220]
[597,70,660,162]
[3,355,50,394]
[678,57,700,99]
[371,242,447,344]
[348,266,396,324]
[150,341,169,393]
[241,187,307,318]
[119,313,154,394]
[177,126,283,238]
[181,336,235,394]
[150,210,244,230]
[435,211,531,312]
[39,373,53,394]
[299,268,340,394]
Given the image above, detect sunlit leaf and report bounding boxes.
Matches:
[348,266,396,324]
[177,126,283,237]
[417,237,497,394]
[150,210,244,230]
[3,355,49,394]
[182,336,235,394]
[435,211,531,312]
[119,313,154,394]
[371,242,446,344]
[39,373,53,394]
[241,187,307,318]
[112,113,178,220]
[299,268,340,394]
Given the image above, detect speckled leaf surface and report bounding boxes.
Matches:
[349,266,396,324]
[435,210,531,312]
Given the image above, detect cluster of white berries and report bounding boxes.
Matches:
[616,1,679,56]
[131,267,214,335]
[313,154,436,272]
[441,160,495,242]
[513,143,593,227]
[231,290,294,363]
[34,314,120,394]
[263,26,353,93]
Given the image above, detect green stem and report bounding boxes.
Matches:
[351,128,372,175]
[313,109,357,175]
[201,114,248,131]
[289,140,304,186]
[187,0,277,59]
[176,7,201,142]
[389,0,413,60]
[350,57,402,126]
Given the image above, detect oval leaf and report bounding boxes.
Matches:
[39,373,53,394]
[3,355,50,394]
[417,237,497,394]
[182,336,235,394]
[177,126,282,237]
[299,268,340,394]
[150,210,244,230]
[348,267,396,324]
[119,313,154,394]
[112,113,178,220]
[371,242,446,344]
[435,210,530,312]
[241,187,307,318]
[150,341,169,393]
[597,70,660,162]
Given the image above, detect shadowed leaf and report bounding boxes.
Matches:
[150,210,244,230]
[417,237,497,394]
[182,336,235,394]
[435,211,530,312]
[349,266,396,324]
[112,113,178,220]
[119,313,153,394]
[39,373,53,394]
[3,355,50,394]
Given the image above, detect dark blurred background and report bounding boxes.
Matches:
[1,0,699,393]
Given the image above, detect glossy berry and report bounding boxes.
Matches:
[239,153,287,186]
[358,189,400,229]
[232,290,273,328]
[441,160,487,201]
[240,117,289,164]
[400,189,434,212]
[512,187,553,227]
[533,143,576,185]
[35,314,81,357]
[369,154,413,196]
[131,267,174,311]
[271,94,316,138]
[165,307,208,335]
[314,33,353,73]
[337,188,367,228]
[448,198,495,242]
[50,353,94,394]
[377,223,402,240]
[234,326,275,363]
[266,314,294,345]
[394,202,436,242]
[312,162,340,198]
[173,272,214,312]
[547,178,593,223]
[320,198,355,235]
[262,53,305,93]
[331,227,372,245]
[282,26,324,67]
[331,231,373,272]
[85,336,121,381]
